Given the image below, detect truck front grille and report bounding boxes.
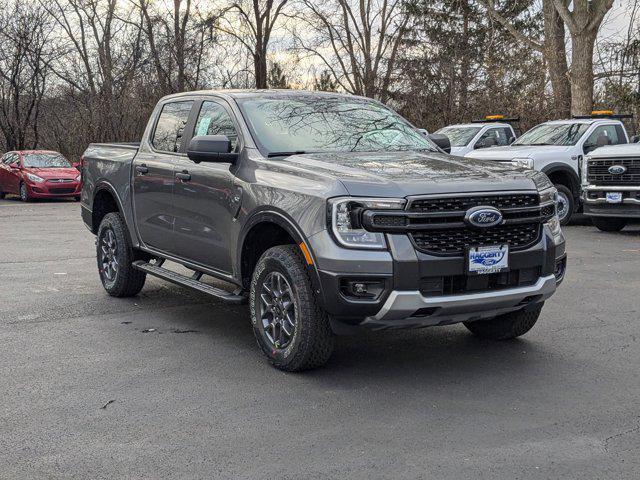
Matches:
[409,193,539,212]
[420,267,540,297]
[411,223,541,255]
[587,157,640,186]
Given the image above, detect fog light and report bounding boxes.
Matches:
[554,257,567,283]
[340,278,385,299]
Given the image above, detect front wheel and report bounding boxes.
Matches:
[19,183,31,202]
[250,245,334,371]
[96,212,147,297]
[555,184,574,226]
[592,217,627,232]
[464,303,543,340]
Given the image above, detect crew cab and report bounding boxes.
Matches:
[80,90,566,371]
[0,150,81,202]
[582,143,640,231]
[466,112,630,224]
[435,116,518,156]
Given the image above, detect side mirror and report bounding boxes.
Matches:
[417,128,429,136]
[187,135,238,163]
[72,161,81,171]
[9,162,20,170]
[428,133,451,154]
[508,136,516,145]
[583,142,596,154]
[631,134,640,143]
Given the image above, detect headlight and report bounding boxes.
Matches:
[512,157,534,169]
[76,174,81,182]
[539,186,558,206]
[581,155,590,186]
[26,173,44,183]
[328,197,406,249]
[546,214,564,245]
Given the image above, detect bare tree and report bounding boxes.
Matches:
[553,0,614,114]
[0,3,53,150]
[484,0,571,117]
[295,0,410,101]
[216,0,290,89]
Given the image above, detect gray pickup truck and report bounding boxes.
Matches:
[80,90,566,371]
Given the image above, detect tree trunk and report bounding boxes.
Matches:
[570,30,597,115]
[542,0,571,117]
[254,52,268,89]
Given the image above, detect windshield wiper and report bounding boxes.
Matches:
[267,151,308,158]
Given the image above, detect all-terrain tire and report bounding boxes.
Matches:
[464,303,544,340]
[96,212,147,297]
[555,184,574,226]
[250,245,334,371]
[592,217,627,232]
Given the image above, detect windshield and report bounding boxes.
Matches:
[236,95,437,155]
[23,153,71,168]
[435,126,482,147]
[513,123,589,146]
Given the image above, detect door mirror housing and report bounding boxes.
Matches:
[631,134,640,143]
[508,136,516,145]
[187,135,238,163]
[9,162,21,169]
[428,133,451,154]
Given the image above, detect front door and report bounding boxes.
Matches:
[172,99,240,273]
[132,100,193,253]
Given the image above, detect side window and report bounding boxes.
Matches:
[4,153,18,165]
[477,128,509,147]
[152,101,194,153]
[194,101,239,151]
[584,125,622,152]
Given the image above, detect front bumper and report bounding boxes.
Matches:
[583,186,640,218]
[308,225,566,332]
[362,275,556,329]
[26,180,81,198]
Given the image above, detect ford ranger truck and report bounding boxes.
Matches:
[582,143,640,231]
[80,90,566,371]
[466,112,631,225]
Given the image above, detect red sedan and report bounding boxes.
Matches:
[0,150,81,202]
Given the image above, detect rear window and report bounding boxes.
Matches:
[152,101,193,152]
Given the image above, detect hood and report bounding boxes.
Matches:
[281,150,538,197]
[465,145,573,161]
[590,143,640,157]
[25,167,78,179]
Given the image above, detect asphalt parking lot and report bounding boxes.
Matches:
[1,197,639,479]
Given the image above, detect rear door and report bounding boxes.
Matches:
[132,100,194,253]
[171,98,240,273]
[0,153,11,191]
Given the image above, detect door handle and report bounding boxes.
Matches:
[175,170,191,181]
[135,164,149,175]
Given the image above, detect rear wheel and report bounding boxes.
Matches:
[464,303,543,340]
[0,190,5,199]
[74,195,81,202]
[592,217,627,232]
[96,212,147,297]
[250,245,334,371]
[555,184,574,225]
[19,182,31,202]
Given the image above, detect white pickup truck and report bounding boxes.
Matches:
[466,114,631,224]
[435,119,518,157]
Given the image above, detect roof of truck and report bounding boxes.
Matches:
[161,89,359,101]
[439,122,514,129]
[545,118,622,125]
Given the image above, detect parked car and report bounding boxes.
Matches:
[0,150,81,202]
[465,111,631,225]
[435,116,518,156]
[81,90,566,371]
[582,143,640,231]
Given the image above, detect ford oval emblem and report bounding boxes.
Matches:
[465,206,503,228]
[608,165,627,175]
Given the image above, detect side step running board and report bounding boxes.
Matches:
[133,260,246,304]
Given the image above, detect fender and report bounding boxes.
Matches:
[90,180,137,244]
[237,207,326,306]
[541,163,581,196]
